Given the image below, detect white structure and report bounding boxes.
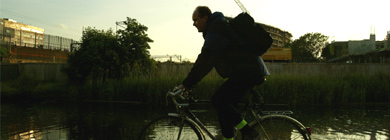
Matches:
[348,34,381,55]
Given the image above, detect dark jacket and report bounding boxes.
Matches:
[182,12,269,88]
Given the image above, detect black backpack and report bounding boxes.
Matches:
[227,13,273,56]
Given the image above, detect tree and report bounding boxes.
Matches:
[290,32,329,62]
[116,17,155,77]
[64,17,155,84]
[65,27,118,83]
[181,59,192,65]
[386,31,390,48]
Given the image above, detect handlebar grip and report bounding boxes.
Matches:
[167,89,189,106]
[169,89,186,100]
[169,89,182,96]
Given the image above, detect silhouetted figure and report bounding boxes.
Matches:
[176,6,269,140]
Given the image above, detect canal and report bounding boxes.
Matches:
[1,101,390,140]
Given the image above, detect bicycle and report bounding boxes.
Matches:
[138,88,312,140]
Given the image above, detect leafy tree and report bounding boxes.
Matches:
[65,27,117,83]
[386,31,390,48]
[64,17,155,84]
[181,60,192,65]
[290,32,329,62]
[116,17,155,77]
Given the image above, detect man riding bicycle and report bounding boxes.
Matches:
[175,6,270,140]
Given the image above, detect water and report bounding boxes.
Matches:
[296,105,390,140]
[1,101,390,140]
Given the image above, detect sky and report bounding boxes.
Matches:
[1,0,389,62]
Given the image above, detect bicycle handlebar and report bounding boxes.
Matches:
[166,89,189,107]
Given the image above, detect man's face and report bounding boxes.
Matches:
[192,11,208,32]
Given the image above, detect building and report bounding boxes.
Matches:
[1,18,44,48]
[225,17,293,62]
[225,17,293,48]
[1,18,77,51]
[322,34,390,63]
[348,34,385,55]
[1,18,77,63]
[258,23,292,48]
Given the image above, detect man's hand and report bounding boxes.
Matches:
[175,84,189,98]
[175,84,186,91]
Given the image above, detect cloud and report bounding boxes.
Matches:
[59,24,68,30]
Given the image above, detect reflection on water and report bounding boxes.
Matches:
[10,129,68,140]
[14,130,41,140]
[1,102,389,140]
[294,105,390,140]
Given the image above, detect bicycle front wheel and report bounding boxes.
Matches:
[138,116,204,140]
[250,115,311,140]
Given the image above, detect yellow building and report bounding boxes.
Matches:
[1,18,44,48]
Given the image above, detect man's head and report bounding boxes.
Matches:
[192,6,211,32]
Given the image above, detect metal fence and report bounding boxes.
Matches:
[1,28,77,52]
[43,34,76,51]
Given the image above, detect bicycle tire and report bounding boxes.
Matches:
[138,116,204,140]
[250,115,311,140]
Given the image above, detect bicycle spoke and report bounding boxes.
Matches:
[251,115,310,140]
[139,116,203,140]
[177,119,185,140]
[275,117,286,138]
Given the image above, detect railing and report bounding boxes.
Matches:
[1,29,77,52]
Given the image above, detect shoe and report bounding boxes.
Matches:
[241,130,261,140]
[215,129,223,140]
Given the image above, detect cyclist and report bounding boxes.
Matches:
[175,6,270,140]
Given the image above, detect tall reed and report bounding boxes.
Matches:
[78,71,390,106]
[2,66,389,106]
[257,72,390,106]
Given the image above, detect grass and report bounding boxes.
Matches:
[257,72,390,106]
[1,72,69,101]
[2,71,389,106]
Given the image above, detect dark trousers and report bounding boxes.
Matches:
[211,75,264,138]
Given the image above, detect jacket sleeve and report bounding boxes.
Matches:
[182,48,216,89]
[182,31,228,89]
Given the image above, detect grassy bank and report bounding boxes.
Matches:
[1,73,70,101]
[2,72,389,106]
[258,72,390,106]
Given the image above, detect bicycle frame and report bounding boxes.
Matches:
[165,89,311,140]
[168,100,217,140]
[166,90,264,140]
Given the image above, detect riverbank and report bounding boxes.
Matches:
[2,72,389,106]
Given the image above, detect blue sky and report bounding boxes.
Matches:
[1,0,389,62]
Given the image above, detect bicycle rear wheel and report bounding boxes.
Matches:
[138,116,204,140]
[250,115,311,140]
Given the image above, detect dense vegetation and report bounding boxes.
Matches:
[63,17,155,84]
[2,69,389,106]
[1,18,389,106]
